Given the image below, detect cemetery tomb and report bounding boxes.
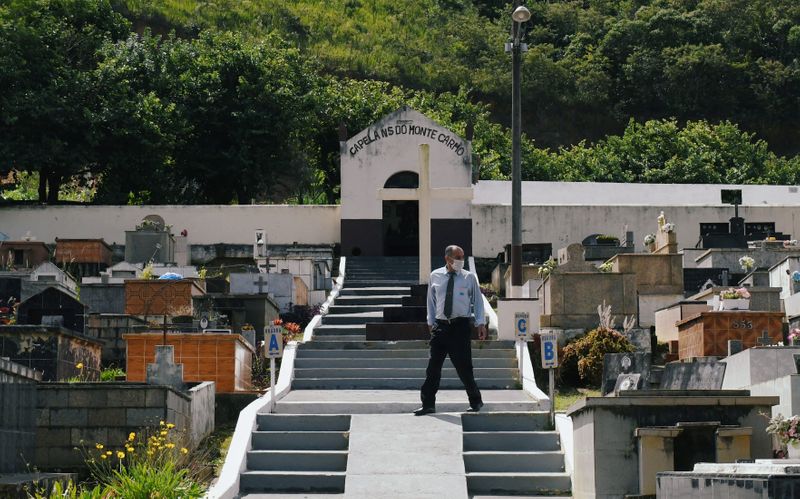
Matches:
[654,301,712,343]
[677,311,784,359]
[124,279,205,317]
[0,325,101,381]
[538,243,637,329]
[54,238,113,278]
[0,241,49,269]
[85,313,147,367]
[17,286,86,332]
[123,331,254,392]
[124,215,176,264]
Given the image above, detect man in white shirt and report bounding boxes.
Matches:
[414,245,486,416]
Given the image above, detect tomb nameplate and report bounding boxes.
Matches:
[614,373,642,395]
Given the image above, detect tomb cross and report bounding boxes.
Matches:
[253,274,269,294]
[757,330,774,346]
[377,144,473,283]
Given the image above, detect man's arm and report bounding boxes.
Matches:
[470,273,487,340]
[426,276,436,332]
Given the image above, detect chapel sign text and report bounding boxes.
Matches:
[349,122,467,157]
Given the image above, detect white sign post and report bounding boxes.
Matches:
[514,312,529,376]
[540,331,559,427]
[265,325,283,413]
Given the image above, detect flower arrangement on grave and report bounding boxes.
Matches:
[720,287,751,300]
[538,257,557,278]
[661,222,676,233]
[598,260,613,273]
[784,240,799,248]
[272,318,302,345]
[643,234,656,247]
[792,271,800,283]
[765,414,800,455]
[789,328,800,346]
[739,256,755,272]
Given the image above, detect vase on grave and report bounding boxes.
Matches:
[719,298,750,311]
[788,442,800,459]
[646,242,656,253]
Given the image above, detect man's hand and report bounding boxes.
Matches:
[428,324,433,334]
[477,324,487,341]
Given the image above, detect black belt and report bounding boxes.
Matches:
[436,317,471,325]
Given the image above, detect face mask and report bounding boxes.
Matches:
[450,259,464,272]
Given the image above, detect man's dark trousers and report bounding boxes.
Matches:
[420,318,482,408]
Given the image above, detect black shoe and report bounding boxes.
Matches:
[413,406,436,416]
[466,402,484,412]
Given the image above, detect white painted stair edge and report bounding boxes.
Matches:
[469,257,550,410]
[205,342,298,499]
[555,413,575,479]
[302,257,347,343]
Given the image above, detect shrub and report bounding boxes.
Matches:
[560,328,635,387]
[100,366,126,381]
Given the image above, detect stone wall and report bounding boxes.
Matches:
[85,313,147,367]
[0,358,40,473]
[34,383,213,470]
[539,272,637,329]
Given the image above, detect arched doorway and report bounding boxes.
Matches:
[383,171,419,256]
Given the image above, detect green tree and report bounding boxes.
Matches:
[0,0,129,202]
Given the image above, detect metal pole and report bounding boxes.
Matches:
[548,368,555,429]
[511,15,523,294]
[270,357,276,414]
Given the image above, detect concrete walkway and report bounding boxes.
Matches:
[345,413,468,499]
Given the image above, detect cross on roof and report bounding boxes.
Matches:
[377,144,473,284]
[757,330,775,346]
[253,274,269,294]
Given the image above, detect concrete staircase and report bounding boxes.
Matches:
[462,412,572,497]
[293,256,520,390]
[239,414,351,495]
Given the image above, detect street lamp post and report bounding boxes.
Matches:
[507,2,530,297]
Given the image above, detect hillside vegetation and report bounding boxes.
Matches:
[2,0,799,204]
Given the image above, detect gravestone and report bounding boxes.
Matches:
[602,352,651,396]
[229,272,295,311]
[146,345,186,391]
[728,339,743,356]
[556,244,599,272]
[659,359,726,390]
[623,328,652,352]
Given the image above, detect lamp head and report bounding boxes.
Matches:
[512,5,531,23]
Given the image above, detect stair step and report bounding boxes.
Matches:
[297,348,514,358]
[463,432,561,452]
[292,377,519,390]
[321,312,384,325]
[466,472,572,496]
[256,414,351,431]
[338,287,409,296]
[333,295,404,305]
[310,335,368,341]
[294,358,516,368]
[463,451,565,473]
[344,280,418,288]
[298,340,514,350]
[251,431,349,450]
[293,368,518,378]
[275,401,540,414]
[327,305,397,314]
[314,325,367,335]
[247,450,348,472]
[240,471,346,494]
[462,412,551,432]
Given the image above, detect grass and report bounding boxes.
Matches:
[554,387,601,412]
[198,425,236,479]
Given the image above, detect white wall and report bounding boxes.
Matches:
[471,204,800,259]
[340,107,472,220]
[0,205,340,246]
[474,180,800,206]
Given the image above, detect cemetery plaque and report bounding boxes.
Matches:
[728,339,743,357]
[614,373,642,394]
[659,360,726,390]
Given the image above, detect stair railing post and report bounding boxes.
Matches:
[270,357,276,414]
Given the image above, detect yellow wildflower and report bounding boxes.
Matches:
[165,443,175,449]
[160,430,167,436]
[106,451,112,456]
[180,448,188,454]
[116,451,125,459]
[100,455,107,460]
[159,420,165,426]
[125,446,134,453]
[76,362,84,369]
[95,443,104,450]
[128,432,136,442]
[166,423,175,429]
